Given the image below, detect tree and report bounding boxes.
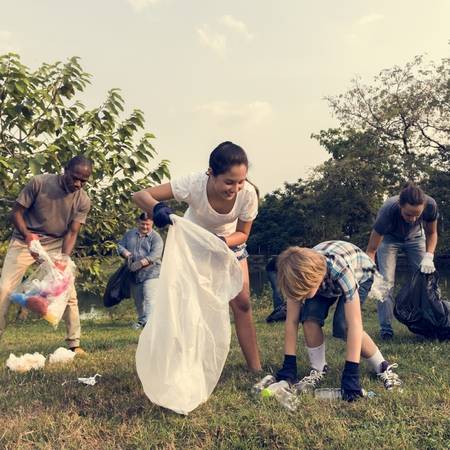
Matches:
[326,54,450,179]
[0,53,170,293]
[251,52,450,255]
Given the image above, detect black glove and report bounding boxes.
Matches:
[341,361,364,402]
[153,202,173,228]
[275,355,297,383]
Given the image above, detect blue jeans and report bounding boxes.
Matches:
[300,278,373,340]
[376,233,425,335]
[130,278,159,325]
[267,269,284,309]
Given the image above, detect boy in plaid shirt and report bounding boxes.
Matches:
[275,241,402,401]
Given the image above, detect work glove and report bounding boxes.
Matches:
[275,355,298,383]
[420,252,435,274]
[152,202,173,228]
[341,361,364,402]
[25,233,40,261]
[129,258,149,272]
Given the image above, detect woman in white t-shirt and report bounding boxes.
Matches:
[133,141,261,371]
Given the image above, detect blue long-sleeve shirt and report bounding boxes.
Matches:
[117,228,164,283]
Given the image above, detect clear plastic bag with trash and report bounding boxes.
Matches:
[9,240,75,328]
[368,271,392,302]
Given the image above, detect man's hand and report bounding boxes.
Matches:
[25,233,40,260]
[341,361,364,402]
[152,202,173,228]
[275,354,298,383]
[129,258,149,272]
[420,252,435,274]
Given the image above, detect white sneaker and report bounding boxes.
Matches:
[293,365,329,393]
[377,362,403,390]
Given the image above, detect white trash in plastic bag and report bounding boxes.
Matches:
[10,240,75,328]
[136,216,243,415]
[48,347,76,365]
[6,352,46,372]
[368,271,392,302]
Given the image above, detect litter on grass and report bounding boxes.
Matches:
[48,347,76,365]
[77,374,102,386]
[6,352,46,372]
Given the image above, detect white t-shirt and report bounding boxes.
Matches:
[171,172,258,237]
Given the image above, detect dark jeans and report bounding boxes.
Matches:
[299,279,373,340]
[267,269,284,309]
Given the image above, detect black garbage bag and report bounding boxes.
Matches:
[103,263,132,307]
[394,271,450,340]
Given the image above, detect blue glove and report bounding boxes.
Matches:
[152,202,173,228]
[341,361,364,402]
[275,355,297,383]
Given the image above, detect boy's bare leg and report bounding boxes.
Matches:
[302,320,325,347]
[361,331,380,359]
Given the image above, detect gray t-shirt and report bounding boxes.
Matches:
[373,195,438,241]
[12,174,91,243]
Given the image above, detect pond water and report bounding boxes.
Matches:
[78,259,450,312]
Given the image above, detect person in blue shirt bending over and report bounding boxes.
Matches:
[366,182,439,340]
[117,213,164,329]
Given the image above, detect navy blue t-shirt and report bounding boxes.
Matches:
[373,195,438,240]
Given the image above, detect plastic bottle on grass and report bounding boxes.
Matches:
[314,388,343,400]
[251,374,276,396]
[261,380,299,412]
[314,388,375,400]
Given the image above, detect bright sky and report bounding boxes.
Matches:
[1,0,449,194]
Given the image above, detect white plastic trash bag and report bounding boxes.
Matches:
[136,216,243,415]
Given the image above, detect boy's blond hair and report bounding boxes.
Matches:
[277,246,327,302]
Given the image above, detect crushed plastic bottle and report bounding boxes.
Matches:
[314,388,343,400]
[261,380,299,412]
[251,374,276,396]
[314,388,376,400]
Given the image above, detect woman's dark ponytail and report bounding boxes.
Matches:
[399,181,425,206]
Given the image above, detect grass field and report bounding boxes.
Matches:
[0,293,449,449]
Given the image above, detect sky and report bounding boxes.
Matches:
[1,0,449,194]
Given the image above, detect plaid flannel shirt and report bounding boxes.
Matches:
[314,240,376,303]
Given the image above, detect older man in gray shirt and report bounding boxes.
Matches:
[0,155,92,354]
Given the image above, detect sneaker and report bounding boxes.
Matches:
[293,365,329,393]
[377,361,402,390]
[69,347,87,356]
[131,322,144,330]
[381,331,394,341]
[265,304,287,323]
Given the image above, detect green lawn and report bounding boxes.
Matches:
[0,294,449,450]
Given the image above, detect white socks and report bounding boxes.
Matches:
[366,349,385,373]
[307,344,385,374]
[306,342,327,372]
